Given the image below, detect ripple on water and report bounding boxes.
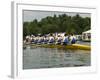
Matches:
[23,47,90,69]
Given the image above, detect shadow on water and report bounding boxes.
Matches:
[23,46,91,69]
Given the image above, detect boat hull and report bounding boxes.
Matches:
[30,44,91,50]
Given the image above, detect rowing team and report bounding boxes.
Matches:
[24,34,76,45]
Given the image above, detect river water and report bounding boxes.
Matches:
[23,47,90,69]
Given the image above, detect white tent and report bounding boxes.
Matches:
[82,30,91,34]
[82,30,91,41]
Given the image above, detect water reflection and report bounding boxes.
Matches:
[23,47,90,69]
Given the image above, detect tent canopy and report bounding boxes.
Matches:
[82,30,91,34]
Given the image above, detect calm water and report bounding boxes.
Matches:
[23,47,90,69]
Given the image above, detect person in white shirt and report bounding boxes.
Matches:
[56,35,62,44]
[34,36,38,44]
[70,34,76,44]
[62,34,69,45]
[48,34,54,44]
[44,36,49,44]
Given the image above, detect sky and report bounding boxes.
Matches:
[23,10,91,22]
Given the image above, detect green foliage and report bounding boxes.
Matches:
[23,14,91,37]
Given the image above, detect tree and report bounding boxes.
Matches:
[23,13,91,37]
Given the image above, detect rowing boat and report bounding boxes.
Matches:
[30,44,91,50]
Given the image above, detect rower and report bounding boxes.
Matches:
[48,34,54,44]
[44,36,49,44]
[41,36,44,44]
[62,34,69,45]
[56,35,62,45]
[70,34,76,44]
[37,36,42,44]
[34,36,38,44]
[31,37,35,44]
